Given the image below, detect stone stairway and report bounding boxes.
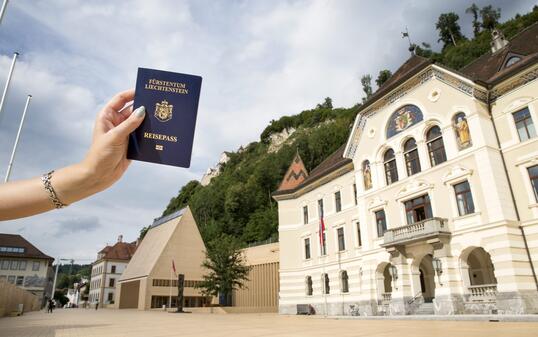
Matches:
[415,302,434,315]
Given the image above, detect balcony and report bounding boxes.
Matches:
[381,217,450,247]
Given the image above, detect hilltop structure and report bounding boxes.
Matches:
[274,24,538,316]
[89,235,137,307]
[116,207,209,310]
[0,233,54,307]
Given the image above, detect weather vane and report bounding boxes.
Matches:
[402,27,415,53]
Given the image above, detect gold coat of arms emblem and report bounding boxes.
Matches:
[154,100,173,122]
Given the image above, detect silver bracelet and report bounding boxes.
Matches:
[41,170,67,209]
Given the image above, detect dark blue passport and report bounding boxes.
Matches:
[127,68,202,168]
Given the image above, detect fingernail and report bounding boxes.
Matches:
[134,106,146,118]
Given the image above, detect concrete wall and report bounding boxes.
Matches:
[0,279,41,316]
[117,280,140,309]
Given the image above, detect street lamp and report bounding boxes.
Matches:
[433,257,443,286]
[389,265,398,281]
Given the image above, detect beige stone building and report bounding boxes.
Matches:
[89,236,137,307]
[116,207,209,310]
[274,25,538,316]
[0,234,54,306]
[231,242,279,312]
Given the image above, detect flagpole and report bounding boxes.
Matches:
[5,94,31,182]
[0,51,18,124]
[0,0,8,25]
[169,266,172,309]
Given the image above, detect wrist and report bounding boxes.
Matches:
[52,163,103,205]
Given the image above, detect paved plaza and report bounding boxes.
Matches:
[1,309,538,337]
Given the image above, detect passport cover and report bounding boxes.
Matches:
[127,68,202,168]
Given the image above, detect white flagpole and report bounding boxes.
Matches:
[0,51,18,124]
[0,0,8,25]
[5,94,31,182]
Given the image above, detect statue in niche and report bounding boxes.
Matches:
[363,160,372,190]
[454,113,472,149]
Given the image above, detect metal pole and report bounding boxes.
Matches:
[0,0,8,25]
[0,51,18,124]
[51,258,60,300]
[4,94,31,182]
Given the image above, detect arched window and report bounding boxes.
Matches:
[340,270,349,293]
[426,126,447,166]
[453,113,472,149]
[322,273,330,294]
[305,276,313,296]
[403,138,421,176]
[383,149,398,185]
[362,160,372,190]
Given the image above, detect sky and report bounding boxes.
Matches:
[0,0,535,264]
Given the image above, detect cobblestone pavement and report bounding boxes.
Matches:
[1,309,538,337]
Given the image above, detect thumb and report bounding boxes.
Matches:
[113,106,146,137]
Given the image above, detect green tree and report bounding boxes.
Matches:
[54,290,69,306]
[196,235,251,306]
[480,5,501,30]
[139,226,150,241]
[436,12,465,47]
[375,69,392,87]
[360,74,372,103]
[466,3,481,37]
[162,180,201,216]
[316,97,333,109]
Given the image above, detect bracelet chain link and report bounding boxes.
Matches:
[41,170,67,209]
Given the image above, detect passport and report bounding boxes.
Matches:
[127,68,202,168]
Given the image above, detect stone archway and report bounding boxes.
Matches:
[460,247,497,287]
[375,262,393,303]
[418,254,436,302]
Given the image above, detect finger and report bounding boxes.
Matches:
[107,89,135,111]
[111,106,146,138]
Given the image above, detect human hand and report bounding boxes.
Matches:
[80,89,146,193]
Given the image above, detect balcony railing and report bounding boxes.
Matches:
[468,284,497,302]
[382,217,450,247]
[381,292,392,303]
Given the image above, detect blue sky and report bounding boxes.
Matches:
[0,0,535,263]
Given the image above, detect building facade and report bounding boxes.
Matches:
[0,234,54,306]
[89,235,136,307]
[231,242,280,312]
[274,26,538,316]
[116,207,210,310]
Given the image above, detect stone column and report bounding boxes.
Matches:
[387,246,413,315]
[429,239,464,315]
[358,262,379,316]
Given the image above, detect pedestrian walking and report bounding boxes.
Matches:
[47,299,54,313]
[95,300,99,310]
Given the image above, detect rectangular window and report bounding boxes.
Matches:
[529,165,538,202]
[16,276,24,286]
[108,292,114,302]
[320,232,327,256]
[375,210,387,237]
[318,199,324,218]
[335,191,342,212]
[404,194,433,224]
[513,107,536,141]
[111,265,116,274]
[7,275,15,284]
[303,206,309,225]
[19,261,27,271]
[10,260,19,270]
[304,238,311,260]
[109,278,115,287]
[353,184,358,205]
[32,261,40,271]
[356,222,362,247]
[1,260,8,270]
[454,181,475,216]
[337,227,345,251]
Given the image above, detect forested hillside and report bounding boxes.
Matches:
[160,5,538,246]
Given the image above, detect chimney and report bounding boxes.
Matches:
[490,28,508,53]
[117,234,123,243]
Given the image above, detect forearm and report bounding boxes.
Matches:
[0,164,101,221]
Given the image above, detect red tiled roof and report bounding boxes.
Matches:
[0,233,53,262]
[100,241,137,261]
[461,22,538,84]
